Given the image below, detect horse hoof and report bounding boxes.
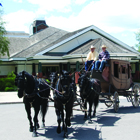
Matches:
[29,127,33,132]
[41,123,45,128]
[67,121,71,127]
[84,116,87,120]
[88,120,93,124]
[63,133,68,138]
[57,127,61,134]
[32,132,37,137]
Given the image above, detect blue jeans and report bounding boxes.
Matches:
[85,60,95,71]
[95,60,107,71]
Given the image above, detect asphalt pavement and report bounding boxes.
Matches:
[0,98,140,140]
[0,83,140,140]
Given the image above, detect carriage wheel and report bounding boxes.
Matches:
[131,84,140,107]
[113,91,119,113]
[105,96,113,107]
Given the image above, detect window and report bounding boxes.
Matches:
[122,66,126,74]
[15,67,17,74]
[128,64,130,78]
[114,63,119,78]
[42,66,59,78]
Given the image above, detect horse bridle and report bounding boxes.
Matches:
[59,74,71,94]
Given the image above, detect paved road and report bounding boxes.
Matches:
[0,98,140,140]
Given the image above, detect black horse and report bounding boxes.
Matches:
[15,71,50,137]
[49,72,59,89]
[49,72,76,97]
[78,72,100,122]
[53,70,75,138]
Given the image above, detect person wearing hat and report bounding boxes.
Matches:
[95,45,110,72]
[85,45,98,71]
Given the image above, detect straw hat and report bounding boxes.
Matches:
[101,45,107,48]
[90,45,96,49]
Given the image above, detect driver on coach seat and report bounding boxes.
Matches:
[85,45,98,71]
[95,45,110,72]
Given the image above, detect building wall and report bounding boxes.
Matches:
[0,62,15,76]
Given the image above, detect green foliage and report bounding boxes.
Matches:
[0,9,10,58]
[5,87,14,91]
[0,71,17,91]
[7,71,16,78]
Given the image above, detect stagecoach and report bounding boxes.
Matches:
[90,59,140,112]
[15,59,140,138]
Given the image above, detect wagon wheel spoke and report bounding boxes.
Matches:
[131,84,140,107]
[113,92,119,113]
[126,96,132,102]
[105,96,113,107]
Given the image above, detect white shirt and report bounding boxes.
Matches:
[86,51,98,61]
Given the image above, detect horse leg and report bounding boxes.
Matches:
[63,108,71,138]
[24,103,33,132]
[40,100,48,128]
[61,110,65,132]
[88,102,93,123]
[64,118,68,138]
[32,106,40,137]
[84,100,87,119]
[55,108,62,134]
[93,95,99,117]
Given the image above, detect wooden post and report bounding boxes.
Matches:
[76,61,80,71]
[135,62,139,79]
[32,63,36,76]
[67,62,70,72]
[38,62,42,78]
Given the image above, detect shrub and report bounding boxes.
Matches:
[5,82,12,87]
[0,71,17,91]
[5,87,14,91]
[0,78,5,91]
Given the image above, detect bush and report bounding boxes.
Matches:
[5,82,12,87]
[0,71,17,91]
[5,87,14,91]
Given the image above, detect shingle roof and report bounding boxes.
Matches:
[68,37,135,55]
[8,26,91,58]
[2,25,138,59]
[7,26,68,58]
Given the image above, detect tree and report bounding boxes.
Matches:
[135,29,140,52]
[0,9,9,58]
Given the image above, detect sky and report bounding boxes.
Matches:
[0,0,140,47]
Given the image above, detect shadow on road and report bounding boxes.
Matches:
[96,105,140,127]
[37,114,103,140]
[37,106,140,139]
[116,106,140,114]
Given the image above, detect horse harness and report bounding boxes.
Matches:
[54,87,74,110]
[53,78,75,110]
[81,79,99,104]
[23,78,50,107]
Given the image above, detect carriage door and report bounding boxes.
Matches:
[120,63,127,89]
